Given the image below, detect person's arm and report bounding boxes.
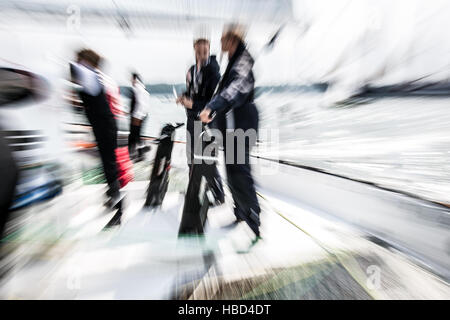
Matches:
[181,68,192,99]
[129,88,136,115]
[206,53,254,114]
[69,62,101,96]
[178,68,194,106]
[178,67,198,110]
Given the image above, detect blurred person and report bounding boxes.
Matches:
[177,38,221,172]
[101,72,124,118]
[101,72,134,189]
[128,73,150,161]
[176,37,225,235]
[199,23,261,241]
[69,49,122,208]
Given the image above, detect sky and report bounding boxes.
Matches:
[1,0,450,93]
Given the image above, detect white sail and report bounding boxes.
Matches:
[291,0,450,99]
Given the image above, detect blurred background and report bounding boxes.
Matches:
[0,0,449,299]
[2,0,450,203]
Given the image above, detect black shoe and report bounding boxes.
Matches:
[247,220,260,238]
[104,192,124,210]
[247,209,261,237]
[236,235,262,254]
[103,209,122,230]
[250,235,262,247]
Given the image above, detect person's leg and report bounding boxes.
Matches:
[178,163,206,235]
[224,134,260,236]
[186,119,195,174]
[128,120,133,151]
[203,125,224,205]
[136,119,143,144]
[205,164,225,205]
[225,162,260,235]
[95,122,120,199]
[136,123,143,157]
[128,123,138,156]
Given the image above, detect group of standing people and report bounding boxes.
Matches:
[70,51,123,208]
[70,50,150,208]
[69,23,261,240]
[0,23,261,262]
[178,24,261,240]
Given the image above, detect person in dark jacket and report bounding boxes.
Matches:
[178,38,221,171]
[199,24,261,240]
[70,49,121,208]
[179,37,224,203]
[176,38,225,235]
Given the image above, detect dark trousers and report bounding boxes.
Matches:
[87,113,120,198]
[178,119,224,235]
[219,103,260,236]
[128,122,142,156]
[186,118,222,181]
[186,119,196,173]
[188,118,224,205]
[0,134,19,240]
[224,133,260,236]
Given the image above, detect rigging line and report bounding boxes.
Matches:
[256,191,379,299]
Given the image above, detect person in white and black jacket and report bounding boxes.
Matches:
[128,73,149,160]
[69,49,121,208]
